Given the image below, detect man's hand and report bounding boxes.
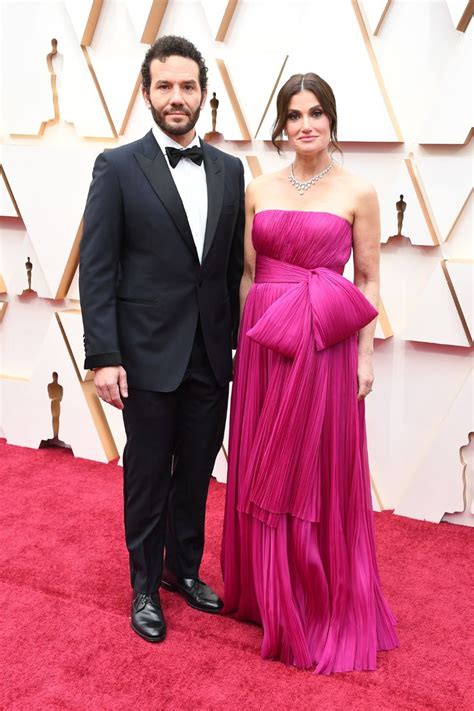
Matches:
[93,366,128,409]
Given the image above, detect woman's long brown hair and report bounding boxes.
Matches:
[271,73,342,157]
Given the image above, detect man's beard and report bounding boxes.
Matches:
[150,103,201,136]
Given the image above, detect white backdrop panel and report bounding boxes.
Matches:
[366,340,473,508]
[1,315,108,461]
[0,218,26,292]
[372,0,464,142]
[403,262,470,347]
[2,139,103,297]
[0,167,19,217]
[63,0,96,43]
[445,261,474,339]
[254,4,398,141]
[416,144,473,243]
[125,0,158,42]
[417,23,473,144]
[378,237,440,335]
[0,296,66,379]
[8,233,51,299]
[2,1,114,137]
[395,369,474,522]
[86,1,147,135]
[443,194,474,260]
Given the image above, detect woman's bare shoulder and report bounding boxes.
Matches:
[246,168,287,203]
[337,165,377,202]
[248,167,287,190]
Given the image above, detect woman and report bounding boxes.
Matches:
[221,73,399,674]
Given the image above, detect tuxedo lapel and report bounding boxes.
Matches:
[134,131,198,261]
[201,141,224,263]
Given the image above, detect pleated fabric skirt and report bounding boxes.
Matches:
[221,282,399,674]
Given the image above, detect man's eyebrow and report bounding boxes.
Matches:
[155,78,198,85]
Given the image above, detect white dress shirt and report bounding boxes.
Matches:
[152,124,208,263]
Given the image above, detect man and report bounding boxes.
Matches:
[79,36,244,643]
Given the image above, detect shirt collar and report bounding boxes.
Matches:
[152,123,201,153]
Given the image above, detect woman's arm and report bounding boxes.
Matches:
[227,160,245,349]
[239,180,258,315]
[352,182,381,399]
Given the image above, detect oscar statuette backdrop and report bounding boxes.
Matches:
[0,0,472,525]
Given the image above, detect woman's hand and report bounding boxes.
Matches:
[357,352,374,400]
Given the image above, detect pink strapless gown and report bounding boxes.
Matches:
[221,210,399,674]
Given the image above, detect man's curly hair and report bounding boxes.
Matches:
[141,35,208,93]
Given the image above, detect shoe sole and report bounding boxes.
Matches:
[130,619,166,643]
[161,580,222,614]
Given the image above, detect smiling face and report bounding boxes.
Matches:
[142,55,206,140]
[284,90,332,155]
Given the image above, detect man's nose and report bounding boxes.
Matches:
[169,85,184,104]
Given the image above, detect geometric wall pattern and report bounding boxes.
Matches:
[1,0,473,526]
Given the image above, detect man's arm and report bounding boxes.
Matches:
[79,152,123,369]
[227,159,245,349]
[80,152,128,409]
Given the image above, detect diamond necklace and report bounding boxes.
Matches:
[288,158,335,195]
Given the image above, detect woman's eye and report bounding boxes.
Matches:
[313,110,323,118]
[287,113,299,121]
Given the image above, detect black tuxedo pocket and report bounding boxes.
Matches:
[117,297,160,304]
[117,299,163,330]
[117,299,165,359]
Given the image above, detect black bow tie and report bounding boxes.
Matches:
[165,145,203,168]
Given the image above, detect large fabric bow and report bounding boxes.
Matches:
[247,256,378,358]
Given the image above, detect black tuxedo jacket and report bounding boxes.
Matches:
[79,130,244,392]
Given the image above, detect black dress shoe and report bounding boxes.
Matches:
[161,572,223,614]
[130,592,166,642]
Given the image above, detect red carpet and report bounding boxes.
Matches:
[0,440,472,710]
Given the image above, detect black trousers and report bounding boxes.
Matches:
[122,322,229,594]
